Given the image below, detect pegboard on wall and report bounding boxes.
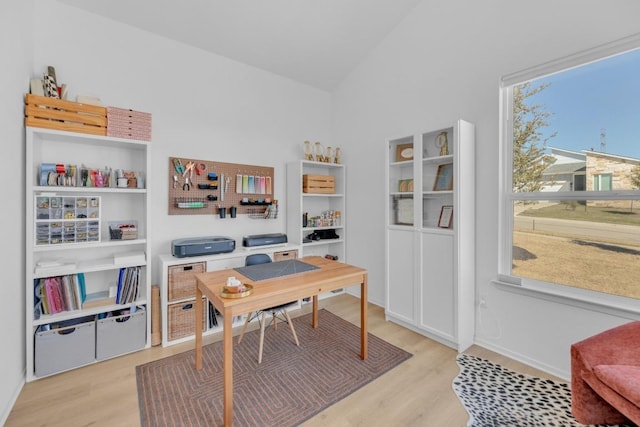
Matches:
[168,156,275,216]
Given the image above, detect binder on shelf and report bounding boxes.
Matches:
[209,302,219,327]
[116,268,125,304]
[76,273,86,306]
[116,266,140,305]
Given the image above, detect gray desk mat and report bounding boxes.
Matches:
[234,259,320,282]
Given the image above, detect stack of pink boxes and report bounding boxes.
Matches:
[106,107,152,141]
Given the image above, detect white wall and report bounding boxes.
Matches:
[332,0,640,378]
[0,0,33,423]
[2,0,331,421]
[32,0,332,287]
[4,0,640,420]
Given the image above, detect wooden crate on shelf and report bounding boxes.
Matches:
[24,94,107,136]
[303,174,335,194]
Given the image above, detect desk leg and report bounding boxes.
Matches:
[312,295,319,328]
[223,308,234,426]
[361,273,368,360]
[195,287,203,370]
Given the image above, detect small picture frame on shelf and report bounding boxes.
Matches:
[394,197,413,225]
[433,163,453,191]
[398,179,413,192]
[395,143,414,162]
[438,205,453,228]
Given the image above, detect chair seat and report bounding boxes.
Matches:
[263,301,298,311]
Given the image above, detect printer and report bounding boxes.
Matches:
[172,236,236,258]
[242,233,288,247]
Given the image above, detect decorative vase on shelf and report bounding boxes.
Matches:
[436,131,449,156]
[314,141,325,162]
[325,146,333,163]
[304,140,314,161]
[334,147,341,164]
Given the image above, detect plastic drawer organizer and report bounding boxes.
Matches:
[35,195,100,245]
[35,308,146,376]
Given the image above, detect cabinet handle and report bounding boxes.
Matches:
[183,266,193,271]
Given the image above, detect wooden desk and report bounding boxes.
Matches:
[195,256,368,427]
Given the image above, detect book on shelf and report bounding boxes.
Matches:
[33,273,87,317]
[116,266,141,305]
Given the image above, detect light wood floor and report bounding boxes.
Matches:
[6,294,560,427]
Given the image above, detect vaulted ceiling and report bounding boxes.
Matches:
[58,0,423,91]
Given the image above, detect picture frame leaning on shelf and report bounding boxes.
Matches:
[433,163,453,191]
[438,205,453,228]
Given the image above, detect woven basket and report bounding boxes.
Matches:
[168,299,206,341]
[168,262,206,302]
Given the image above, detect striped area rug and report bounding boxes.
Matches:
[136,309,412,427]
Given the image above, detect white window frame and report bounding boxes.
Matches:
[497,33,640,317]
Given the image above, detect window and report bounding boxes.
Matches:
[593,174,612,191]
[500,36,640,302]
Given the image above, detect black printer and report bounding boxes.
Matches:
[242,233,288,247]
[172,236,235,258]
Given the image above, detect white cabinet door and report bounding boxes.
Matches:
[420,232,454,340]
[386,228,416,323]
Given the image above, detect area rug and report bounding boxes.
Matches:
[137,309,412,427]
[452,353,631,427]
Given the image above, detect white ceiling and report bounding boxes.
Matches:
[58,0,423,91]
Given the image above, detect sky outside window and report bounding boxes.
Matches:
[529,48,640,159]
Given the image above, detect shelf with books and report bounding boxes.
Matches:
[25,126,151,381]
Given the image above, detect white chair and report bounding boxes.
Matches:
[237,253,299,363]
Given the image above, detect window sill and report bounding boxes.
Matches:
[491,278,640,319]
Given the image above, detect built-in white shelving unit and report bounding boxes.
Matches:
[385,119,475,351]
[25,127,151,381]
[287,160,346,299]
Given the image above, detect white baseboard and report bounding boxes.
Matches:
[473,338,570,381]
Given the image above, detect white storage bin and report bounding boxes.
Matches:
[96,307,146,360]
[35,318,96,377]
